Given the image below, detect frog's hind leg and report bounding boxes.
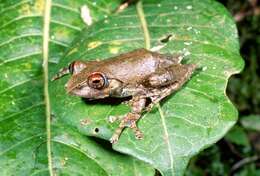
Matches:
[146,64,197,111]
[146,85,178,111]
[110,96,146,144]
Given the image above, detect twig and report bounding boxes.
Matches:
[234,0,260,22]
[224,139,243,158]
[231,155,259,172]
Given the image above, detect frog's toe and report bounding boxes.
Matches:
[122,100,130,105]
[134,129,143,140]
[145,104,153,112]
[130,121,143,140]
[110,135,119,144]
[145,102,157,112]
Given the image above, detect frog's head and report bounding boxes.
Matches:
[52,61,123,99]
[66,71,123,99]
[51,60,87,81]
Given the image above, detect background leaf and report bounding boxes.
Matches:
[0,0,154,175]
[50,0,244,175]
[240,115,260,132]
[224,125,250,147]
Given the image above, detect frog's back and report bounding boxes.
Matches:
[104,48,176,68]
[80,48,175,84]
[99,48,161,83]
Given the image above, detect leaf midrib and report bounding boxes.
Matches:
[136,1,174,174]
[43,0,53,175]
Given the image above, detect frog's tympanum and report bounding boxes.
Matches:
[52,48,196,143]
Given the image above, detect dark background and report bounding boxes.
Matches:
[186,0,260,175]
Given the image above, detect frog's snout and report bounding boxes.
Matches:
[51,67,70,81]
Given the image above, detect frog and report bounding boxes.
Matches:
[52,48,196,143]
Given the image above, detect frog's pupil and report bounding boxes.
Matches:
[93,79,100,84]
[89,75,104,88]
[91,77,103,88]
[88,72,108,89]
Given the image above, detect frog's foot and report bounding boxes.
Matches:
[145,103,155,112]
[122,99,132,105]
[109,112,142,144]
[110,133,120,144]
[130,122,143,139]
[122,98,136,107]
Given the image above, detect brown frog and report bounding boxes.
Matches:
[52,48,196,143]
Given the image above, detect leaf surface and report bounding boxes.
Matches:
[0,0,154,175]
[50,0,244,175]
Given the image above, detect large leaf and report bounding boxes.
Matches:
[50,0,244,175]
[0,0,154,175]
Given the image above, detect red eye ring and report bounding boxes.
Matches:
[87,72,108,89]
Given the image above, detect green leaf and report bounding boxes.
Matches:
[51,124,154,176]
[225,125,250,147]
[0,0,154,175]
[50,0,244,175]
[240,115,260,131]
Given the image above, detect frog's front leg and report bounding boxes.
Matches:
[110,96,146,144]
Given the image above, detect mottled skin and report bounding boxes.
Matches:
[52,48,196,143]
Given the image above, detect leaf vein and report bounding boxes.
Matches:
[0,15,42,30]
[43,0,53,175]
[49,39,69,47]
[51,19,82,31]
[0,0,32,15]
[0,33,42,47]
[0,102,44,123]
[157,104,174,175]
[0,78,32,95]
[52,3,80,14]
[0,52,42,66]
[0,133,44,156]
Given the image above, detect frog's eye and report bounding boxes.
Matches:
[68,61,76,74]
[68,61,87,75]
[87,72,108,89]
